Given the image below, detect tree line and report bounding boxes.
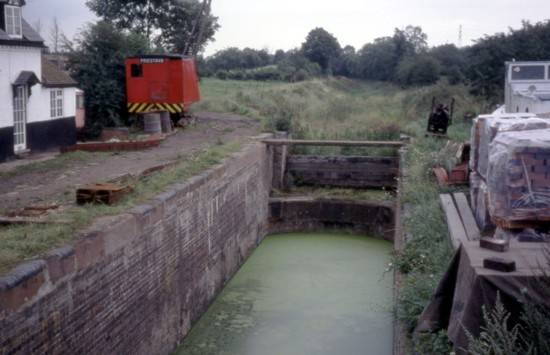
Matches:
[58,0,550,134]
[201,21,550,101]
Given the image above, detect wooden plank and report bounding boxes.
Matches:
[453,193,481,241]
[440,194,468,250]
[262,139,404,148]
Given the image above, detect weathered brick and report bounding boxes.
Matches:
[0,261,46,315]
[102,214,138,255]
[0,141,273,355]
[74,231,105,271]
[45,247,76,284]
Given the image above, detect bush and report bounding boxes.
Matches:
[396,55,441,86]
[251,66,281,81]
[447,65,465,85]
[215,70,228,80]
[293,69,310,82]
[414,330,452,355]
[227,70,245,80]
[68,21,151,137]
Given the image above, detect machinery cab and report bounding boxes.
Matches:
[505,61,550,116]
[125,54,201,116]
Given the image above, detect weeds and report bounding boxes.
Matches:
[0,151,100,179]
[466,295,531,355]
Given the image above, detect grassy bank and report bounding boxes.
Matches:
[0,142,242,274]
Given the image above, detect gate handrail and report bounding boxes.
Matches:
[261,139,404,148]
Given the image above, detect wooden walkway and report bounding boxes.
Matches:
[440,192,481,250]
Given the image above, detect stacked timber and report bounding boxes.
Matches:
[487,129,550,228]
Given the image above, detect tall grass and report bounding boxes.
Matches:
[197,78,481,351]
[196,77,484,159]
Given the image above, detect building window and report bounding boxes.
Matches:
[5,5,22,38]
[76,94,85,109]
[50,90,64,118]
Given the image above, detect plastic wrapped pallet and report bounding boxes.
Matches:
[476,178,493,231]
[488,129,550,224]
[470,118,483,173]
[470,171,481,214]
[474,115,547,180]
[470,170,493,232]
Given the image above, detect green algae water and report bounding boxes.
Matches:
[175,233,394,355]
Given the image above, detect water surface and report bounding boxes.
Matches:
[175,233,393,355]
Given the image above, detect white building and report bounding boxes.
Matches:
[0,0,78,162]
[505,61,550,116]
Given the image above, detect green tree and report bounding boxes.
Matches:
[395,55,441,86]
[278,49,321,82]
[466,20,550,98]
[356,37,399,81]
[86,0,219,54]
[155,0,219,54]
[86,0,166,40]
[430,44,467,84]
[302,27,342,73]
[67,21,150,136]
[273,49,287,64]
[399,25,428,54]
[334,45,358,77]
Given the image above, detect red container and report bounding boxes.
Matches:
[125,54,201,115]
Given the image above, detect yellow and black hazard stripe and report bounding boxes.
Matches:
[127,103,185,114]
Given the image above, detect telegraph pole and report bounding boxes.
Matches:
[458,25,463,47]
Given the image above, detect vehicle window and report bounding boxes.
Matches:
[511,65,545,80]
[131,64,143,78]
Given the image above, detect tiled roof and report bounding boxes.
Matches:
[21,19,43,43]
[41,57,78,87]
[0,28,10,40]
[0,18,44,45]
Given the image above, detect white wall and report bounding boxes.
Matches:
[31,86,77,124]
[0,44,42,128]
[0,45,77,128]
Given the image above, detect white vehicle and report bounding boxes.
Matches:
[505,61,550,117]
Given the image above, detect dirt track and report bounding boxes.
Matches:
[0,112,260,212]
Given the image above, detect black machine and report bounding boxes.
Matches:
[427,97,455,135]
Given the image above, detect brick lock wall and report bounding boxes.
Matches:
[0,139,274,355]
[268,197,396,241]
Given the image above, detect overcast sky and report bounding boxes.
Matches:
[24,0,550,55]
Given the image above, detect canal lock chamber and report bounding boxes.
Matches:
[175,139,404,355]
[0,137,404,355]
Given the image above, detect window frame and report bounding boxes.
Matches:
[4,5,22,39]
[76,94,85,110]
[131,64,143,77]
[50,89,64,119]
[509,64,547,81]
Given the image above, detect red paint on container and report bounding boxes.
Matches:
[125,54,201,114]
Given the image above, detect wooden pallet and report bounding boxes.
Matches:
[77,183,133,205]
[440,193,481,250]
[491,215,550,230]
